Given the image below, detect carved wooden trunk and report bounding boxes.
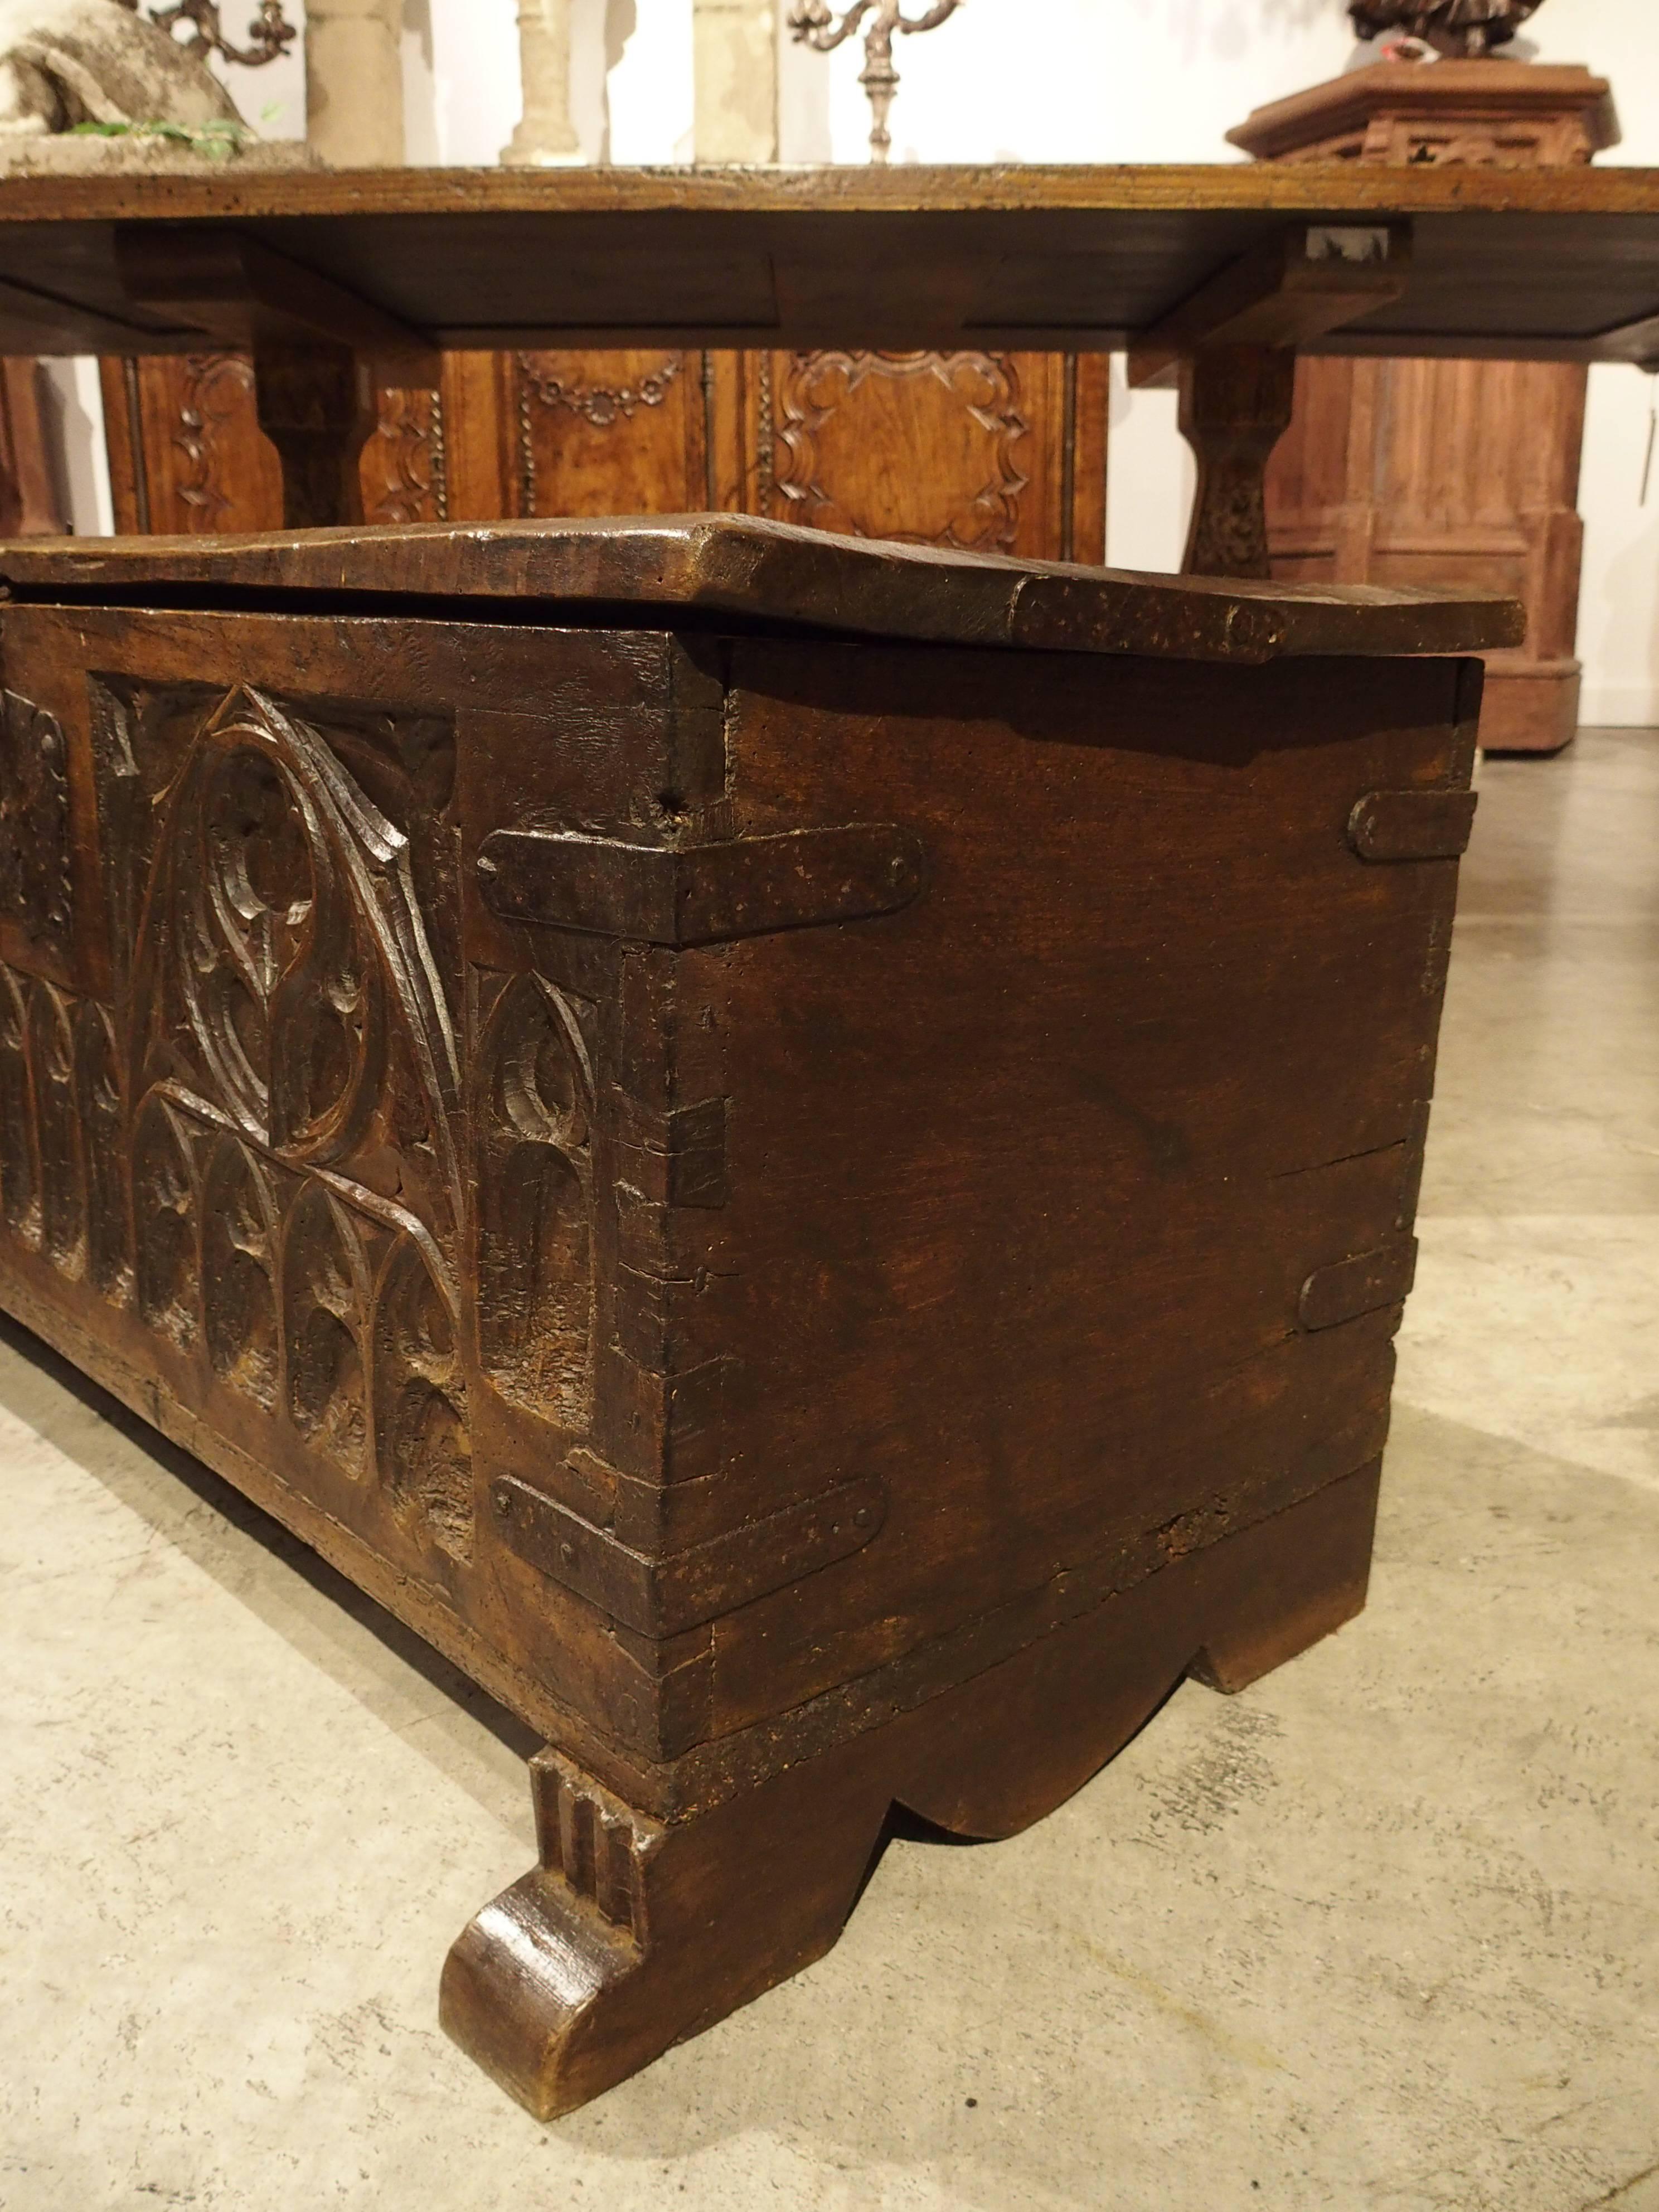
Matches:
[0,517,1510,2117]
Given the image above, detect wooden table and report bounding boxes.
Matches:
[3,164,1659,569]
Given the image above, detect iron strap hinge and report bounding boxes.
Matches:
[476,825,926,945]
[489,1470,889,1636]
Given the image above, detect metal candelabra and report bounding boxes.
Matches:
[143,0,298,69]
[788,0,966,165]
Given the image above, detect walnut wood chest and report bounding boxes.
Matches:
[0,517,1515,2116]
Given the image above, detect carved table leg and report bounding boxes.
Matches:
[442,1462,1381,2118]
[1178,343,1298,580]
[252,339,379,530]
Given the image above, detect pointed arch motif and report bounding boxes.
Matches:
[127,685,462,1229]
[473,973,595,1430]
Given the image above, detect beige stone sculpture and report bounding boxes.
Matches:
[502,0,579,168]
[0,0,239,133]
[0,0,308,168]
[305,0,403,168]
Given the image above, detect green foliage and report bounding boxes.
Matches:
[67,117,253,161]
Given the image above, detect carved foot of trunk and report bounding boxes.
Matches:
[441,1462,1383,2117]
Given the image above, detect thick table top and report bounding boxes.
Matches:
[0,514,1521,661]
[3,163,1659,362]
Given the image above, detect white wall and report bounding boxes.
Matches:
[52,0,1659,723]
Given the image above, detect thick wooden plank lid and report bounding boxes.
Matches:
[0,515,1521,663]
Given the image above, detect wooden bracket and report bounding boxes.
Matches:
[114,227,440,384]
[1128,222,1413,392]
[488,1472,889,1636]
[1127,224,1412,581]
[477,825,926,946]
[115,227,441,531]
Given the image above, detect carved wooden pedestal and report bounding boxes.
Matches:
[0,517,1512,2114]
[1230,62,1619,754]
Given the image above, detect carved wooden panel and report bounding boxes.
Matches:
[99,357,449,533]
[100,348,1109,561]
[1247,66,1607,752]
[505,350,711,518]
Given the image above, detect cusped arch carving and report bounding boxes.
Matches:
[127,685,461,1223]
[0,965,37,1241]
[29,981,83,1275]
[281,1179,372,1476]
[202,1136,281,1406]
[74,1000,128,1299]
[131,1089,199,1345]
[473,974,594,1430]
[373,1231,472,1562]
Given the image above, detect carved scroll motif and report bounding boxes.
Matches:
[176,355,251,526]
[772,351,1030,550]
[0,688,75,962]
[365,388,449,527]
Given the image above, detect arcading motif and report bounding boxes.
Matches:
[131,1088,198,1345]
[127,684,463,1226]
[0,965,35,1239]
[281,1176,371,1473]
[75,999,127,1297]
[375,1230,472,1561]
[474,973,595,1430]
[202,1134,282,1408]
[0,688,75,961]
[772,351,1030,549]
[28,981,81,1274]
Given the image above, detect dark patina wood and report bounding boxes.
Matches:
[7,162,1658,571]
[0,517,1512,2113]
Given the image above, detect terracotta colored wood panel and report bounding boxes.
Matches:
[1242,62,1611,754]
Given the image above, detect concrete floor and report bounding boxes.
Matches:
[3,731,1657,2212]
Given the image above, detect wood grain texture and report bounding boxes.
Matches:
[0,523,1487,2111]
[0,513,1521,661]
[103,344,1107,561]
[1246,65,1612,751]
[3,165,1659,361]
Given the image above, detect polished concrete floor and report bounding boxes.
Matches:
[2,732,1657,2212]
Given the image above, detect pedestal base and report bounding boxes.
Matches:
[1480,658,1582,756]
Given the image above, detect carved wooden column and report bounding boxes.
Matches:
[694,0,779,163]
[0,362,66,537]
[1230,61,1619,754]
[503,0,581,167]
[305,0,406,168]
[1178,348,1297,580]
